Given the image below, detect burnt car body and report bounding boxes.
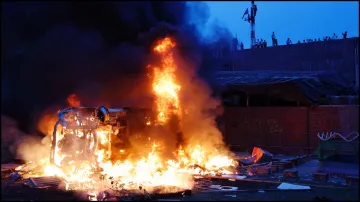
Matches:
[50,106,154,166]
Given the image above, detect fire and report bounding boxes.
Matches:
[28,37,237,199]
[151,37,181,124]
[67,94,80,107]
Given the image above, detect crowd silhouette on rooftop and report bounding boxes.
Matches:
[232,31,349,51]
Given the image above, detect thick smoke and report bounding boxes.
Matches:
[1,115,50,163]
[2,2,232,133]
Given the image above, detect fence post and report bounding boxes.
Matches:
[306,107,310,155]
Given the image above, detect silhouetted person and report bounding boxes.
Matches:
[286,38,292,45]
[264,40,267,47]
[332,33,337,39]
[240,42,244,50]
[297,40,301,44]
[232,37,239,52]
[256,39,260,48]
[253,3,257,16]
[303,40,306,43]
[314,38,317,42]
[342,31,347,39]
[271,32,276,46]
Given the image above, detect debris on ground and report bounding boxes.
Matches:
[10,172,22,181]
[277,182,311,190]
[1,168,13,179]
[24,176,63,189]
[255,166,272,176]
[209,185,238,191]
[313,173,329,182]
[345,176,359,185]
[221,174,246,180]
[283,169,299,179]
[313,196,333,201]
[239,147,273,165]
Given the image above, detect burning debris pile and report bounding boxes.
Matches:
[17,37,238,199]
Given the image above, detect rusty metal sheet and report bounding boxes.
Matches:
[24,176,63,188]
[224,107,308,154]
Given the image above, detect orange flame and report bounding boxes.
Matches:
[67,94,80,107]
[28,38,237,197]
[151,37,181,124]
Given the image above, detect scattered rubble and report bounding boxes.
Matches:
[313,173,329,182]
[277,182,311,190]
[1,168,13,179]
[2,149,357,201]
[209,185,238,191]
[239,147,273,165]
[345,176,359,185]
[283,170,299,179]
[10,172,22,181]
[24,176,63,189]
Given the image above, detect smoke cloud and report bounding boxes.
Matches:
[1,2,232,134]
[1,115,50,163]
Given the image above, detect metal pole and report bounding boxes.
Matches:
[50,121,60,164]
[108,131,112,159]
[246,92,249,107]
[355,44,359,92]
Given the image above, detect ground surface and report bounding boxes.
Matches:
[2,176,359,201]
[2,156,359,201]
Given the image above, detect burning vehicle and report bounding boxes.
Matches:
[17,37,238,198]
[50,106,154,169]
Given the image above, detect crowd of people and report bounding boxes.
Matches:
[293,31,348,45]
[232,31,349,50]
[252,39,268,48]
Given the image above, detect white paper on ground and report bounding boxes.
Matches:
[209,185,238,191]
[277,182,311,190]
[221,174,247,179]
[219,186,238,191]
[209,185,222,189]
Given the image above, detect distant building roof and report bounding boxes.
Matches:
[214,70,356,103]
[215,70,330,86]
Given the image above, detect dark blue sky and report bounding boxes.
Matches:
[203,1,359,48]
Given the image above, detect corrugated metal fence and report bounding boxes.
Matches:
[224,106,359,155]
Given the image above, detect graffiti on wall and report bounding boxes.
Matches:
[317,131,359,142]
[232,117,283,134]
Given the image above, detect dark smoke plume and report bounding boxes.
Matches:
[1,2,232,133]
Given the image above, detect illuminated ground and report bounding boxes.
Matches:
[2,176,358,201]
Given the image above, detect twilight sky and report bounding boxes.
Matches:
[203,1,359,48]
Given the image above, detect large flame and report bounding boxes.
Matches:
[27,37,237,199]
[151,37,181,124]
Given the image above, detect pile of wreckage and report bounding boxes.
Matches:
[2,146,358,201]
